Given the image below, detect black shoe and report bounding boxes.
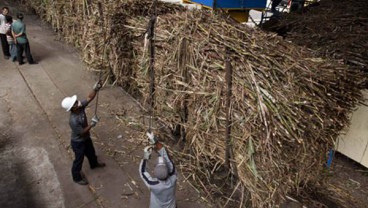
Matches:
[19,62,25,65]
[91,162,106,169]
[29,62,38,65]
[75,179,88,185]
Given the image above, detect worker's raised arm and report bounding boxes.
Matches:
[86,81,102,105]
[139,148,159,187]
[146,131,176,175]
[156,143,176,176]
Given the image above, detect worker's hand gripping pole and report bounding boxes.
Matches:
[144,146,153,160]
[93,80,102,118]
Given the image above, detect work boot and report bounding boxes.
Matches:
[91,162,106,169]
[75,179,88,185]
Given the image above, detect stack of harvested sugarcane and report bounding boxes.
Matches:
[23,0,363,207]
[262,0,368,87]
[24,0,115,78]
[121,6,363,207]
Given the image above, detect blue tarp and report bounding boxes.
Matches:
[190,0,267,9]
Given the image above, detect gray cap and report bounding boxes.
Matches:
[154,157,168,180]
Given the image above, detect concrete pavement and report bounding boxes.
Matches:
[0,1,208,207]
[0,40,99,208]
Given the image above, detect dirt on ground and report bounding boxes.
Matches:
[279,152,368,208]
[322,153,368,208]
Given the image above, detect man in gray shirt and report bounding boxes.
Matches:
[61,81,105,185]
[140,132,177,208]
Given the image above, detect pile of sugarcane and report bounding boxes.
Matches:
[262,0,368,87]
[23,0,112,78]
[23,0,364,207]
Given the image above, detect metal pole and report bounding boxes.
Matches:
[94,2,104,117]
[148,1,157,131]
[224,51,232,169]
[180,38,189,142]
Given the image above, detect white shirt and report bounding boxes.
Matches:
[4,23,13,44]
[0,14,7,34]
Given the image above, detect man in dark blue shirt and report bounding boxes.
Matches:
[61,81,105,185]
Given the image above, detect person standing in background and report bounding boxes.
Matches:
[0,7,11,59]
[12,13,36,65]
[5,15,16,62]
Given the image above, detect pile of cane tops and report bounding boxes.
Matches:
[262,0,368,87]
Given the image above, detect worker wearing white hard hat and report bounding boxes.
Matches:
[139,132,177,208]
[61,95,77,112]
[61,81,105,185]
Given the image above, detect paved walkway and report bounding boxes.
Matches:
[0,0,208,207]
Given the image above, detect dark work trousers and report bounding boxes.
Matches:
[16,42,34,64]
[71,138,98,182]
[0,33,10,57]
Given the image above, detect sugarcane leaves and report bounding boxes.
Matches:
[247,137,259,179]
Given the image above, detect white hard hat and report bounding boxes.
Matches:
[61,95,77,112]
